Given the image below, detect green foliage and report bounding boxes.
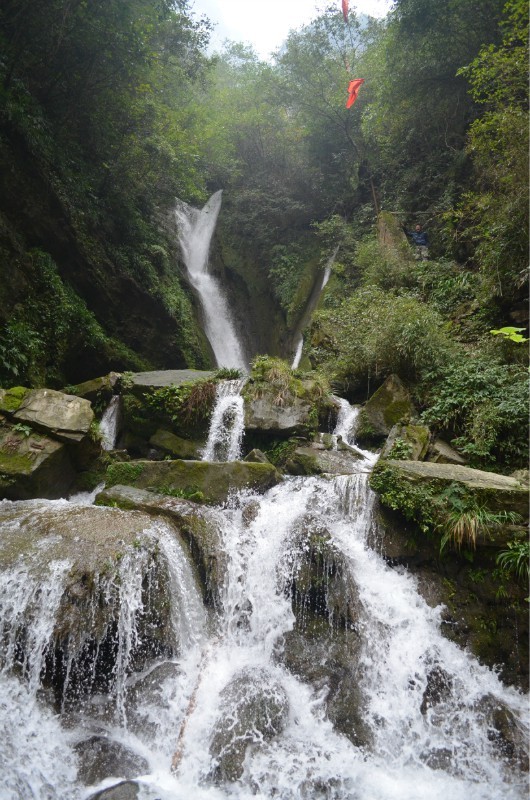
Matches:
[214,368,243,381]
[309,285,453,390]
[421,356,529,469]
[146,379,217,428]
[496,539,530,583]
[387,438,413,460]
[154,484,205,503]
[106,462,145,487]
[490,326,528,344]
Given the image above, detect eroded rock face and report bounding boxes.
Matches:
[13,388,94,442]
[208,667,289,783]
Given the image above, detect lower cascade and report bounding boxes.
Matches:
[0,407,527,800]
[202,379,246,463]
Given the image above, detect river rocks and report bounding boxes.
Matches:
[0,420,76,500]
[96,484,226,606]
[87,782,140,800]
[427,438,467,465]
[73,371,121,404]
[356,375,417,445]
[286,442,364,476]
[104,459,282,505]
[13,388,94,443]
[208,667,289,783]
[477,693,529,771]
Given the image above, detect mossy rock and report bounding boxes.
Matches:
[380,423,431,461]
[0,386,29,414]
[149,429,202,459]
[103,459,283,506]
[357,375,416,445]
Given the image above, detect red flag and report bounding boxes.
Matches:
[346,78,364,109]
[342,0,349,22]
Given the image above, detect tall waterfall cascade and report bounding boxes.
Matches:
[175,191,247,371]
[0,402,527,799]
[202,379,246,462]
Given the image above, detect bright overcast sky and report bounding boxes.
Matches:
[193,1,394,60]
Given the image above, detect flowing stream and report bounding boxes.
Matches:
[175,191,247,371]
[202,379,246,462]
[0,411,527,800]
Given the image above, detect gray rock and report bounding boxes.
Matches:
[380,423,431,461]
[427,438,467,465]
[243,448,270,463]
[13,388,94,442]
[87,782,140,800]
[244,395,313,436]
[0,420,76,500]
[75,736,149,785]
[286,443,363,476]
[357,375,417,443]
[128,369,216,389]
[209,667,289,783]
[96,484,226,606]
[149,429,202,459]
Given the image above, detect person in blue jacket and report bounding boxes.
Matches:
[403,223,429,260]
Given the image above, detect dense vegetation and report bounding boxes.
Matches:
[0,0,527,469]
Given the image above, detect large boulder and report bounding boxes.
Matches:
[103,459,283,506]
[96,484,226,606]
[380,423,431,461]
[127,369,216,394]
[427,438,467,465]
[244,394,313,436]
[72,371,121,404]
[148,429,202,459]
[285,435,365,476]
[0,501,200,706]
[0,419,76,499]
[13,388,94,443]
[356,375,417,445]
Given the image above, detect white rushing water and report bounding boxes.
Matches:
[175,191,247,371]
[0,405,527,799]
[99,395,121,451]
[202,379,246,462]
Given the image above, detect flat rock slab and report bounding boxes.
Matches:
[104,459,283,505]
[244,396,313,436]
[385,459,529,517]
[13,389,94,442]
[129,370,216,388]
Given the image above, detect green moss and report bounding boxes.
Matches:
[0,386,29,413]
[0,451,34,474]
[106,462,145,487]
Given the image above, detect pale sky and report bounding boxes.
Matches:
[192,0,393,59]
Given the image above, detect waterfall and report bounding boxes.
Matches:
[291,246,337,369]
[99,395,121,451]
[202,379,246,462]
[0,406,527,799]
[175,191,247,371]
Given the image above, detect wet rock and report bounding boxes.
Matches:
[477,693,529,771]
[420,747,453,770]
[103,458,283,506]
[87,781,140,800]
[73,372,121,404]
[209,667,289,783]
[75,736,149,785]
[13,388,94,443]
[279,620,371,749]
[0,502,179,705]
[286,443,363,476]
[96,484,226,606]
[420,666,453,714]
